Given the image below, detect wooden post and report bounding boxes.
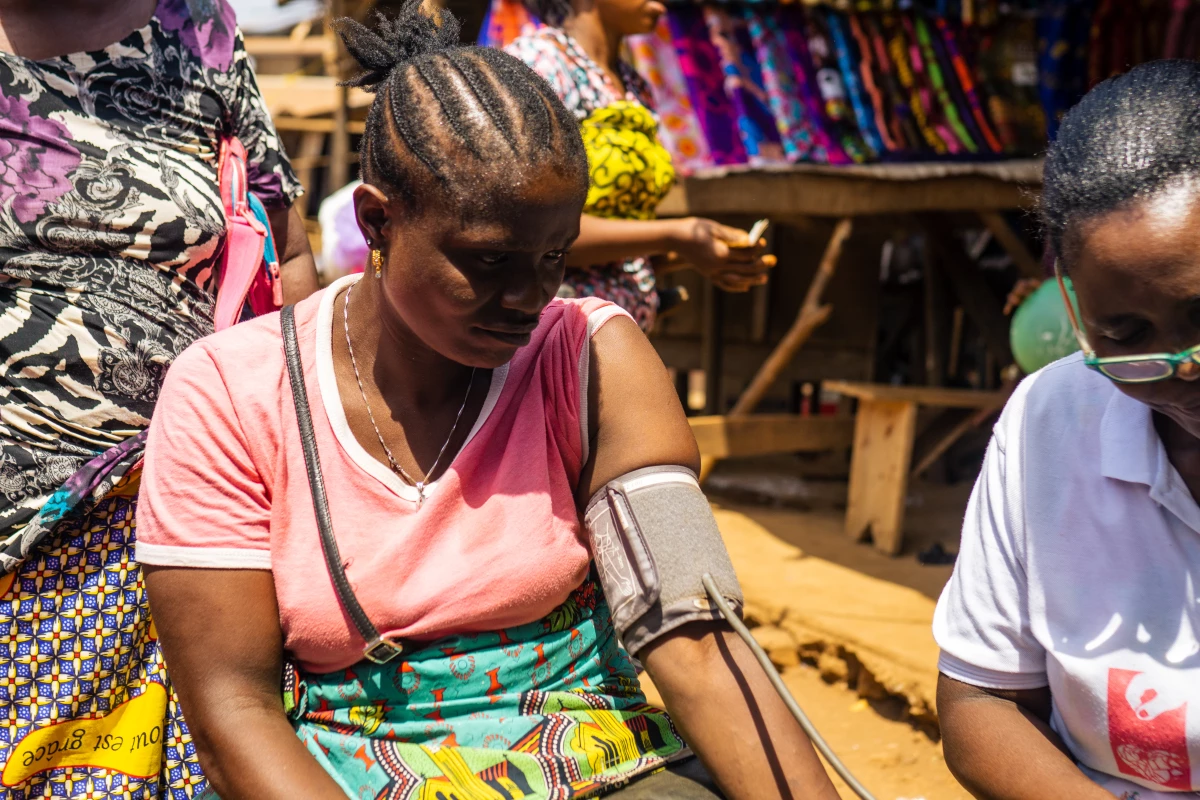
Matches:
[327,0,351,191]
[698,217,852,483]
[730,217,853,417]
[700,280,724,415]
[978,211,1042,279]
[844,399,918,555]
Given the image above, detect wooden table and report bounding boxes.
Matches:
[659,162,1042,487]
[825,381,1007,555]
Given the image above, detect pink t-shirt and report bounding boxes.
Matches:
[137,275,629,673]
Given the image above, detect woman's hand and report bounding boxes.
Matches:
[938,675,1116,800]
[667,217,775,292]
[144,566,347,800]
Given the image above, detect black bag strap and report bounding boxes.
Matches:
[281,305,404,664]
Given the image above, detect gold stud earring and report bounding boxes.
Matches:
[371,249,383,279]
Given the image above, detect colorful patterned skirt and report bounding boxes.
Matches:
[285,576,690,799]
[0,455,207,799]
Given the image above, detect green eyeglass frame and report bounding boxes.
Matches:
[1056,260,1200,384]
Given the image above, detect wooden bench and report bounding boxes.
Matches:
[824,381,1008,556]
[688,415,854,460]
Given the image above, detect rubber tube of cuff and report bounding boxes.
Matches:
[702,574,879,800]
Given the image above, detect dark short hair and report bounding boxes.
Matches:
[334,0,588,214]
[1042,60,1200,262]
[519,0,573,27]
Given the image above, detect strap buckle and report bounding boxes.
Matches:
[363,636,404,664]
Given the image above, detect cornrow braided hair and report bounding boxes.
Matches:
[1042,59,1200,262]
[334,0,588,213]
[518,0,573,27]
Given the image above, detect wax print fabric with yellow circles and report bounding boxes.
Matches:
[581,101,677,222]
[0,485,206,799]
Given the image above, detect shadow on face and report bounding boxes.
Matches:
[354,164,586,371]
[1067,181,1200,431]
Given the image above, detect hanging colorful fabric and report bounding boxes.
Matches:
[860,14,925,152]
[666,5,748,166]
[744,8,832,163]
[935,16,1003,153]
[903,14,966,154]
[1163,0,1190,58]
[825,10,883,158]
[478,0,537,48]
[786,9,871,163]
[847,14,903,155]
[704,6,786,165]
[914,14,978,154]
[883,13,949,154]
[778,6,853,164]
[627,17,714,174]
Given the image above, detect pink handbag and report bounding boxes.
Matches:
[213,137,284,331]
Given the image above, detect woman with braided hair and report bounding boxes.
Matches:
[507,0,775,331]
[138,3,840,798]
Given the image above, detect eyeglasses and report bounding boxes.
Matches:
[1056,260,1200,384]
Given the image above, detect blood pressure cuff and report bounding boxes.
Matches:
[583,465,744,656]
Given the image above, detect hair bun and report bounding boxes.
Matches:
[334,0,462,92]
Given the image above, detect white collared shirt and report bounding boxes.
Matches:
[934,353,1200,797]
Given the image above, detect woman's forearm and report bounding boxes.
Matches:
[192,702,347,800]
[642,623,840,800]
[938,676,1113,800]
[566,215,685,267]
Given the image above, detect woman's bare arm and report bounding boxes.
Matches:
[938,675,1113,800]
[144,566,346,800]
[579,316,839,800]
[269,206,320,303]
[568,215,773,292]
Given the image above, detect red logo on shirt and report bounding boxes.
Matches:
[1108,668,1192,790]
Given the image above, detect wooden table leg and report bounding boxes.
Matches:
[844,399,917,556]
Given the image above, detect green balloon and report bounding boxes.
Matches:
[1010,278,1082,374]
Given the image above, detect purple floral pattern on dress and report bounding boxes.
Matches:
[0,89,80,223]
[157,0,237,71]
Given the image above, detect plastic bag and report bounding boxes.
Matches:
[318,180,368,281]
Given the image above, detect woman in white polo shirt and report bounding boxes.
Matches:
[934,60,1200,799]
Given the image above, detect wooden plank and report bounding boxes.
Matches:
[244,36,334,58]
[257,75,371,118]
[730,219,853,416]
[273,117,367,135]
[824,380,1005,409]
[657,168,1038,219]
[689,415,854,459]
[844,400,918,555]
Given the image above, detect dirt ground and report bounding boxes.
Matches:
[779,664,969,800]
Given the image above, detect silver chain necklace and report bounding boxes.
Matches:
[343,282,476,509]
